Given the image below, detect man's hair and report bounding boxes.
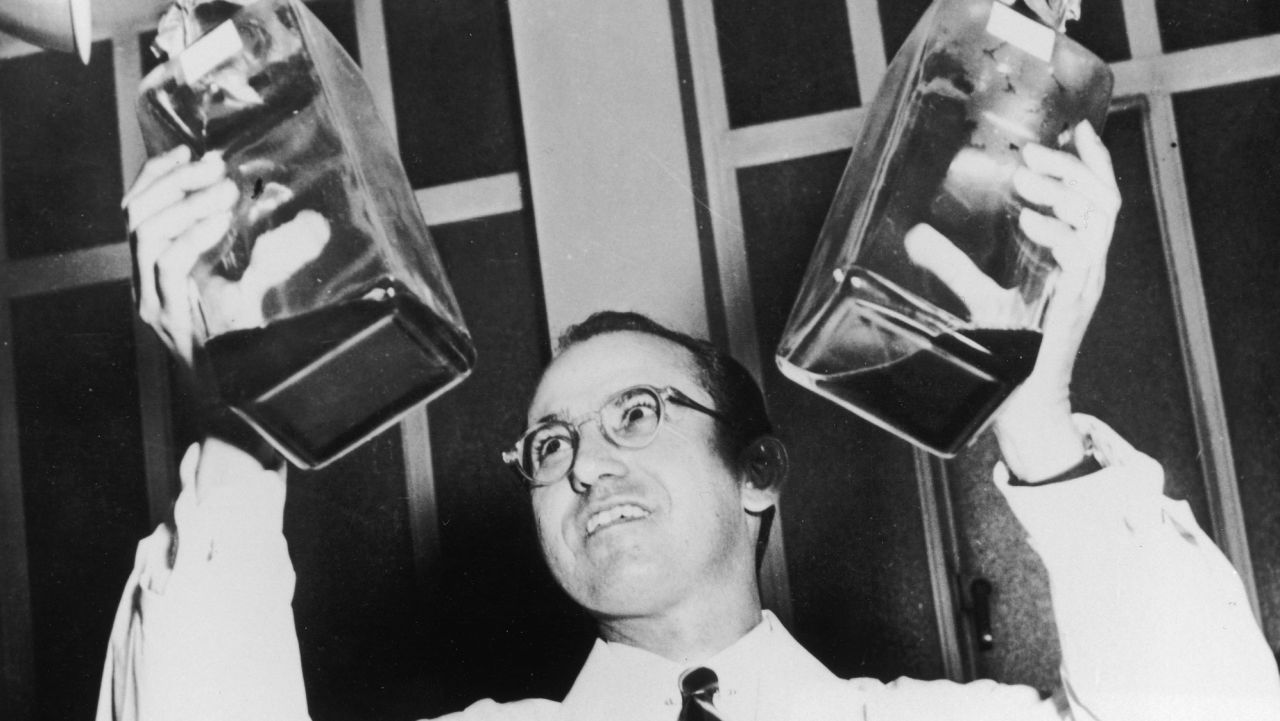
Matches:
[556,311,773,466]
[555,311,778,568]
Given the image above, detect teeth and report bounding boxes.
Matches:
[586,504,650,535]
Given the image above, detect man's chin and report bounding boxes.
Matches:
[569,558,677,617]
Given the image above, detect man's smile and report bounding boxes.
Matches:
[584,503,652,536]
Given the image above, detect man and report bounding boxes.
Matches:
[100,123,1280,720]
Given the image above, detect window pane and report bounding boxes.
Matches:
[286,430,424,720]
[877,0,932,60]
[739,151,946,681]
[307,0,361,64]
[1064,0,1130,63]
[713,0,860,128]
[1174,76,1280,654]
[385,0,523,188]
[12,281,149,720]
[1158,0,1280,53]
[1,41,122,259]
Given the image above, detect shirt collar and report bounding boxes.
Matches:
[560,611,835,721]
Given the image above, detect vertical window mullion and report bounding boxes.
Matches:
[353,0,397,136]
[0,299,35,721]
[681,0,794,625]
[914,450,968,682]
[1120,0,1165,57]
[352,0,442,596]
[682,0,763,383]
[116,32,178,527]
[852,0,966,681]
[1143,94,1261,618]
[0,110,6,261]
[846,0,888,98]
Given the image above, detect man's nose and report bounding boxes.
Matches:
[568,421,626,494]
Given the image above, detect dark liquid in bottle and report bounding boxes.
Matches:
[205,283,475,468]
[812,327,1041,456]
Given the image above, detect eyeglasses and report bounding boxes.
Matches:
[503,384,728,488]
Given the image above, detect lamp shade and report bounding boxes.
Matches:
[0,0,91,62]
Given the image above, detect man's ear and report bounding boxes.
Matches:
[738,435,788,513]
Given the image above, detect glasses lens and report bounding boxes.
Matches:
[524,422,576,484]
[603,386,663,447]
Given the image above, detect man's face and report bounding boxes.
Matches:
[525,331,760,620]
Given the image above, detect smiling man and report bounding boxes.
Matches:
[519,318,784,667]
[98,125,1280,720]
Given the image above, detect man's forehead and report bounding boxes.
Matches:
[528,331,702,420]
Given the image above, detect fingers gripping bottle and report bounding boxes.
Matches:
[137,0,476,468]
[775,0,1112,457]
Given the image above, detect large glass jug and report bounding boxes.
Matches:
[136,0,476,469]
[776,0,1112,457]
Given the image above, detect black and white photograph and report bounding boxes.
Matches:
[0,1,1278,719]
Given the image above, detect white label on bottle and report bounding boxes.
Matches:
[178,21,243,84]
[986,2,1056,63]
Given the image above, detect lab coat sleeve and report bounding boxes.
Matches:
[96,438,311,721]
[999,414,1280,721]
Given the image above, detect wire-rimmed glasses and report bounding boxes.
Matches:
[502,384,727,488]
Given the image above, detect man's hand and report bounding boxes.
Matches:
[995,120,1119,480]
[900,120,1118,478]
[125,144,330,369]
[127,145,234,367]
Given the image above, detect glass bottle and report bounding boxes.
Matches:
[136,0,476,469]
[775,0,1112,456]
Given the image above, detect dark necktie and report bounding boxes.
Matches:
[678,666,726,721]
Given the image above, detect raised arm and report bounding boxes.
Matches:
[97,146,323,721]
[989,122,1280,719]
[886,120,1279,720]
